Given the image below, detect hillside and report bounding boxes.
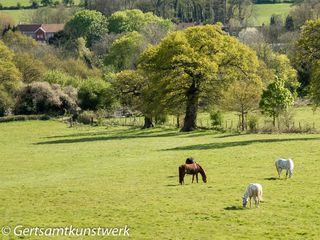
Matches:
[253,3,293,25]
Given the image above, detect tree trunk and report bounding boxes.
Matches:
[142,116,154,129]
[241,111,245,131]
[273,115,276,127]
[181,83,199,132]
[176,115,180,128]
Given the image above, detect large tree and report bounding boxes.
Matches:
[0,41,22,116]
[113,70,157,128]
[105,32,147,72]
[259,78,294,127]
[139,25,260,131]
[108,9,173,34]
[295,19,320,104]
[64,9,108,47]
[221,77,263,131]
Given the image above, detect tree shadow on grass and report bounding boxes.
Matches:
[36,131,181,144]
[45,127,175,139]
[36,128,214,145]
[162,137,320,151]
[224,206,245,211]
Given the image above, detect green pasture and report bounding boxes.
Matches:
[0,0,30,7]
[0,9,34,23]
[107,106,320,131]
[0,0,81,7]
[1,118,320,239]
[253,3,293,26]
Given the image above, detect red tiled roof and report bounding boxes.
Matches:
[17,24,65,33]
[42,24,65,33]
[17,24,41,32]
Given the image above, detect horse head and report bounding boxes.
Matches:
[197,164,207,183]
[242,197,248,208]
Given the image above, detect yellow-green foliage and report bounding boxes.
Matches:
[0,40,21,92]
[296,19,320,106]
[108,9,173,34]
[139,25,260,128]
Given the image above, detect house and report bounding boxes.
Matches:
[16,24,65,42]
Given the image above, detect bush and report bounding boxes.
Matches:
[44,70,82,87]
[0,90,12,117]
[78,78,114,111]
[14,82,78,115]
[210,110,223,130]
[247,114,259,132]
[0,114,50,123]
[155,114,167,125]
[279,110,295,130]
[77,111,96,124]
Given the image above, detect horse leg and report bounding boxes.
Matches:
[250,197,252,208]
[277,167,282,178]
[286,169,288,179]
[255,197,259,208]
[192,174,194,183]
[289,170,292,178]
[196,173,198,183]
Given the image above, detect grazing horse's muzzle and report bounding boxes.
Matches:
[242,198,248,207]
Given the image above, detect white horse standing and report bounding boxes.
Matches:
[242,183,263,208]
[275,159,294,178]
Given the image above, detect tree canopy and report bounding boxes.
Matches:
[259,77,294,127]
[108,9,173,34]
[139,25,260,131]
[65,10,108,47]
[105,31,147,71]
[296,19,320,106]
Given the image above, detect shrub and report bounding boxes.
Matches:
[210,110,223,130]
[155,114,167,125]
[44,70,82,87]
[279,109,295,130]
[0,114,50,122]
[14,82,78,115]
[78,78,114,111]
[77,111,96,124]
[0,90,12,117]
[247,114,259,132]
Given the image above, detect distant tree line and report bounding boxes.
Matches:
[84,0,255,26]
[1,2,320,132]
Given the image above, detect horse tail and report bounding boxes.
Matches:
[259,188,263,202]
[258,185,263,202]
[179,165,185,185]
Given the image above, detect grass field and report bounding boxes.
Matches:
[1,3,293,27]
[0,0,81,7]
[0,0,30,7]
[0,9,34,23]
[110,106,320,131]
[1,119,320,239]
[253,3,293,26]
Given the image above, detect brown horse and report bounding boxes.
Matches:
[179,163,207,185]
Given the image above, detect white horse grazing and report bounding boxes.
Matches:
[242,183,263,208]
[275,159,294,178]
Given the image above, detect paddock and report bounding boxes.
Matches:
[1,121,320,239]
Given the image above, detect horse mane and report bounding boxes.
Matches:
[196,163,207,182]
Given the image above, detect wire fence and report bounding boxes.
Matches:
[100,115,318,133]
